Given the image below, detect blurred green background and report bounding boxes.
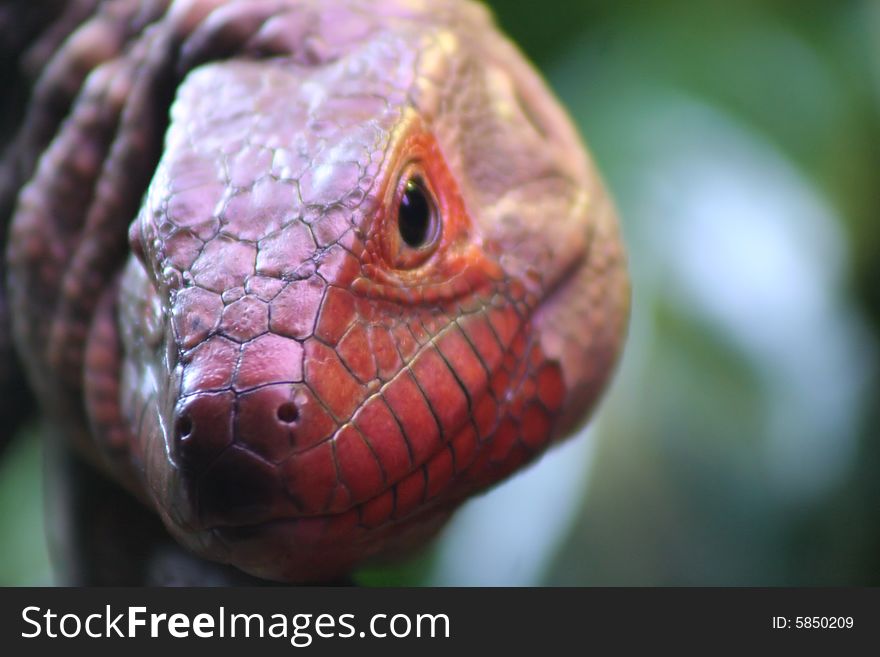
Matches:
[2,0,879,585]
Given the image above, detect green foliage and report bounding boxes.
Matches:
[0,429,51,585]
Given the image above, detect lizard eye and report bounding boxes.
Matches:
[390,172,440,268]
[399,177,434,247]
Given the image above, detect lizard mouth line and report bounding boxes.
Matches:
[196,422,474,533]
[171,302,526,531]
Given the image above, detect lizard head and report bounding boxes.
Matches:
[122,0,629,582]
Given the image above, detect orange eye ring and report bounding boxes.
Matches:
[355,127,506,302]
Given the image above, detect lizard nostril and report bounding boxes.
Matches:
[276,401,299,424]
[176,414,193,441]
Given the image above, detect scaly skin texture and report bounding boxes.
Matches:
[0,0,95,448]
[2,0,629,582]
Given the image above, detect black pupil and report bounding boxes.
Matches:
[398,179,432,248]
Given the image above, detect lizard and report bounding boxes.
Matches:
[0,0,629,583]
